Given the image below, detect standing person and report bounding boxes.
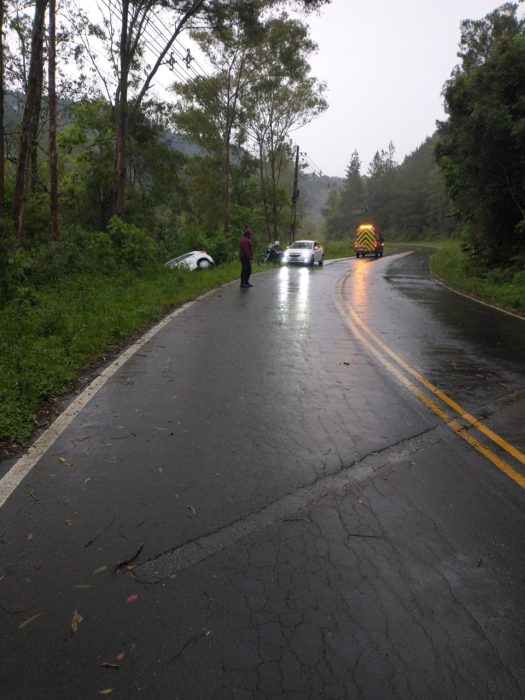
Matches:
[239,227,253,288]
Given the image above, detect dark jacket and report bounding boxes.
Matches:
[239,234,253,261]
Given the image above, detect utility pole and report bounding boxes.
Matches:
[290,145,299,244]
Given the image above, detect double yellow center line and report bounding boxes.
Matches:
[337,271,525,489]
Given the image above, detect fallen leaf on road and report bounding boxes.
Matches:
[71,610,84,633]
[93,566,107,575]
[99,690,113,696]
[116,652,126,661]
[18,612,43,630]
[27,533,33,540]
[185,505,196,516]
[58,457,66,463]
[102,663,120,670]
[126,594,138,604]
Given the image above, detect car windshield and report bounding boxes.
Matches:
[289,241,313,249]
[172,252,194,262]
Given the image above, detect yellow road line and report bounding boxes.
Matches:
[340,272,525,466]
[337,274,525,489]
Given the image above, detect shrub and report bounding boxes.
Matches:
[107,216,160,269]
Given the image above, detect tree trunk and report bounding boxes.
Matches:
[223,132,230,235]
[258,141,271,241]
[112,0,207,222]
[13,0,48,241]
[114,0,130,219]
[0,0,5,234]
[270,153,279,241]
[30,60,43,194]
[48,0,58,239]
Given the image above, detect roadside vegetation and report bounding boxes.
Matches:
[431,244,525,314]
[0,256,244,444]
[0,1,524,447]
[321,4,524,312]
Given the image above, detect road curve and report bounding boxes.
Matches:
[0,251,524,699]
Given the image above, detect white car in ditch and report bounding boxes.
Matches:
[166,250,215,271]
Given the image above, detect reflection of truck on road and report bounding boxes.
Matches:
[354,224,384,258]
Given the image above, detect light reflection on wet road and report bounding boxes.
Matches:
[0,251,524,699]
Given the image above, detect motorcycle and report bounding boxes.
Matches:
[258,241,283,264]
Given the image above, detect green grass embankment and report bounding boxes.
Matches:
[430,243,525,315]
[0,262,241,444]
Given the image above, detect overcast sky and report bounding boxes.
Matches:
[296,0,524,178]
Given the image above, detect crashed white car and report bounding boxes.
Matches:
[166,250,215,271]
[281,240,324,266]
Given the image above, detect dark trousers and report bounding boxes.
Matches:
[241,259,251,285]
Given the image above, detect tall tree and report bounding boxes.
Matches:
[180,6,262,234]
[366,141,397,229]
[321,151,363,239]
[174,10,326,238]
[75,0,330,222]
[0,0,5,233]
[48,0,58,239]
[171,7,246,232]
[12,0,48,240]
[80,0,208,218]
[437,3,525,263]
[243,14,327,240]
[339,150,365,231]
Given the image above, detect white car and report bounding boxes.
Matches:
[166,250,215,271]
[281,240,324,266]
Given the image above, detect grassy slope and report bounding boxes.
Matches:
[430,245,525,314]
[0,263,242,443]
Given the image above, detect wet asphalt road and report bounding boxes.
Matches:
[1,250,525,699]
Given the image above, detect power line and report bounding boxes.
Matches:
[74,0,328,191]
[300,151,333,188]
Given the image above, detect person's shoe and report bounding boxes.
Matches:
[246,283,253,287]
[240,283,249,288]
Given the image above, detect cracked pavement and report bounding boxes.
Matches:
[0,252,524,699]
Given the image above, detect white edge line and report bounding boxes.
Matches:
[0,287,223,510]
[434,277,525,321]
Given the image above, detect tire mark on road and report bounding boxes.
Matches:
[134,423,454,583]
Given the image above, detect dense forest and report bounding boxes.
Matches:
[0,0,330,304]
[321,2,525,269]
[320,137,455,242]
[0,0,524,301]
